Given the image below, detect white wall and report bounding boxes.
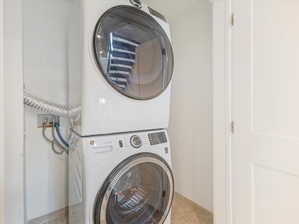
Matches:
[23,0,71,220]
[144,0,213,211]
[0,0,4,221]
[169,5,213,211]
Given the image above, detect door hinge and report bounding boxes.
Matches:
[231,13,235,26]
[231,121,235,134]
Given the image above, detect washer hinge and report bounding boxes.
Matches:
[231,121,235,134]
[231,13,235,26]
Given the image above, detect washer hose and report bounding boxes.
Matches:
[42,124,66,155]
[55,123,70,148]
[24,91,79,153]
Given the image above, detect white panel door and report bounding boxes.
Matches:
[232,0,299,223]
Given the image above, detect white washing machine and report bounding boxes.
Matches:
[68,0,174,136]
[69,129,174,224]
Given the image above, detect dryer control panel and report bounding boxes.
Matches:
[148,132,168,145]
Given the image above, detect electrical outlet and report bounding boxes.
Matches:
[38,114,60,128]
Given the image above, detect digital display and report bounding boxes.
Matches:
[148,132,167,145]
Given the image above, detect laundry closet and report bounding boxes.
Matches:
[21,0,213,223]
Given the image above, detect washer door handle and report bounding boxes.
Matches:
[129,0,142,8]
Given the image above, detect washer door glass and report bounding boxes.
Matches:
[94,153,174,224]
[94,6,174,100]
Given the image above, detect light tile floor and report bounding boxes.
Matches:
[172,193,213,224]
[28,208,67,224]
[28,193,213,224]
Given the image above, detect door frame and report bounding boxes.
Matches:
[0,0,232,223]
[1,0,25,223]
[210,0,232,223]
[0,0,4,222]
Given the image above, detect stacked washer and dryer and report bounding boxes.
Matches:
[68,0,175,223]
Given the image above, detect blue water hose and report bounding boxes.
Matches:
[55,123,69,148]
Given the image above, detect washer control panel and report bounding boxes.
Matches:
[148,132,167,145]
[130,135,143,148]
[89,130,169,153]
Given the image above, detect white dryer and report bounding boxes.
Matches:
[68,0,174,136]
[69,130,174,224]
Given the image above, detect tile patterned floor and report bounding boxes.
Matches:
[28,193,213,224]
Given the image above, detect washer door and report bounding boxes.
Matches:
[94,153,174,224]
[93,6,174,100]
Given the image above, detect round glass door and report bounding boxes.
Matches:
[94,153,174,224]
[93,6,174,100]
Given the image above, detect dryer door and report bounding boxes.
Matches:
[93,6,174,100]
[94,153,174,224]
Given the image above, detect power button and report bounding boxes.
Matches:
[130,135,142,148]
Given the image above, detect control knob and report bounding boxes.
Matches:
[130,135,142,148]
